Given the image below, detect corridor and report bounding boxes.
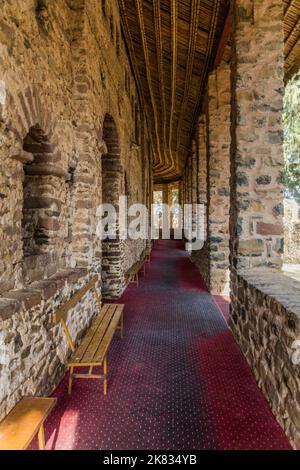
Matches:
[33,241,291,450]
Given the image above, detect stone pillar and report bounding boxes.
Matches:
[189,153,193,204]
[230,0,285,272]
[191,140,198,235]
[206,61,231,295]
[198,114,207,208]
[184,171,188,205]
[190,113,210,287]
[191,140,197,206]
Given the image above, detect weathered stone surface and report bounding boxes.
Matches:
[3,289,42,311]
[230,268,300,449]
[230,0,285,271]
[191,62,231,295]
[0,0,151,421]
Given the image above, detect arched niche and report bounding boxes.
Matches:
[101,114,125,299]
[22,124,67,258]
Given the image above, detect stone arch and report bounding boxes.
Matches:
[3,87,68,285]
[6,86,56,154]
[22,124,67,258]
[101,113,125,299]
[102,113,122,206]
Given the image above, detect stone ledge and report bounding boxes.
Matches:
[0,268,89,322]
[3,289,42,311]
[0,299,21,322]
[237,268,300,320]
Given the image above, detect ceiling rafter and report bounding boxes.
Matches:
[118,0,228,182]
[118,0,158,165]
[135,0,164,169]
[152,0,180,179]
[188,0,221,147]
[284,0,296,17]
[285,16,300,59]
[153,0,167,157]
[176,0,202,153]
[152,0,176,175]
[169,0,178,156]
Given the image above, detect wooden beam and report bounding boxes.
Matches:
[214,13,232,68]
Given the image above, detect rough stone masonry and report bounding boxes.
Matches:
[229,0,300,449]
[0,0,151,420]
[186,0,300,449]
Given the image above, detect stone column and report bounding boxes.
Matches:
[206,61,231,295]
[191,140,197,206]
[189,153,193,205]
[184,170,188,205]
[198,114,208,208]
[190,113,210,287]
[191,140,198,236]
[230,0,285,272]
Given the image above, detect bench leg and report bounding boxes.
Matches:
[103,357,107,396]
[68,366,74,395]
[136,273,139,287]
[38,423,45,450]
[143,263,146,275]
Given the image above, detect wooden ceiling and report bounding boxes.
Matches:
[119,0,230,182]
[284,0,300,81]
[119,1,300,182]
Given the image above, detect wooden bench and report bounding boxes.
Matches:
[53,276,124,396]
[145,246,152,263]
[126,259,146,287]
[0,397,56,450]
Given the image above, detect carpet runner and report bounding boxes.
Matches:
[32,240,291,450]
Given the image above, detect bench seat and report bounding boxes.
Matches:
[53,276,124,396]
[0,397,56,450]
[126,260,145,287]
[69,304,124,367]
[67,303,124,396]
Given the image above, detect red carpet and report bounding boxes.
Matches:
[31,240,291,450]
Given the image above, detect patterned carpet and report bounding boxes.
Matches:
[32,240,291,450]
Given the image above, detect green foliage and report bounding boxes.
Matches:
[283,73,300,204]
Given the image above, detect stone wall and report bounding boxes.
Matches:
[0,0,149,291]
[0,268,97,421]
[190,60,231,295]
[229,269,300,449]
[0,0,150,416]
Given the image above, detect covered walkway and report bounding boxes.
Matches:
[32,241,291,450]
